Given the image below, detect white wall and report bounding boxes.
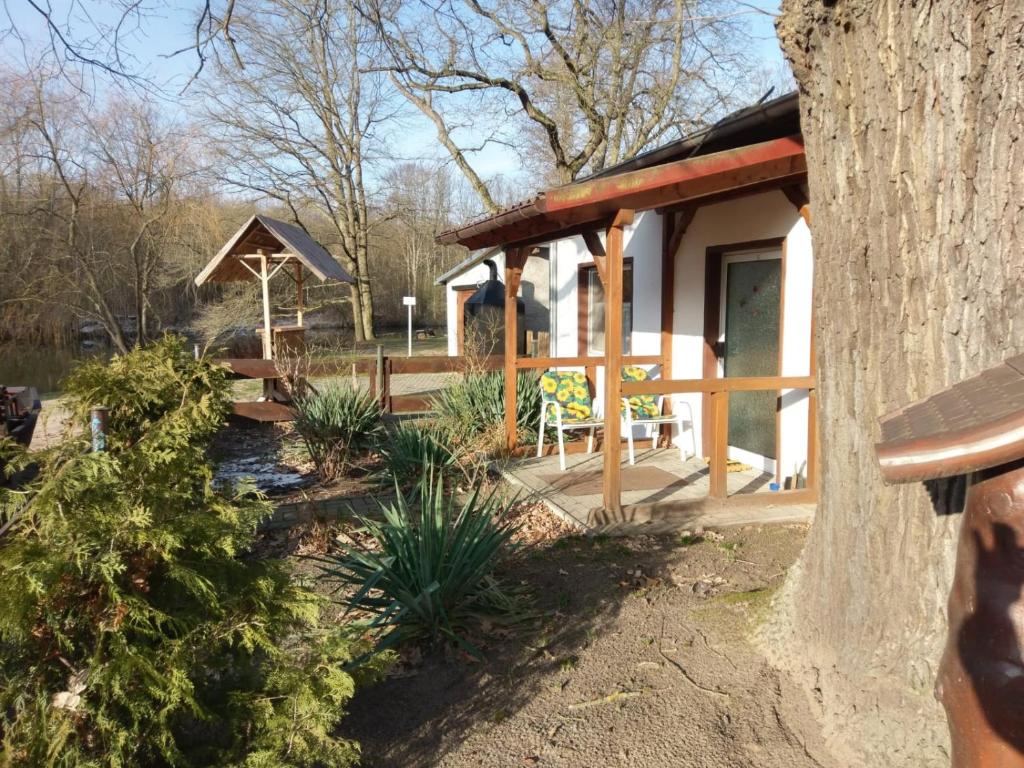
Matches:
[671,190,813,482]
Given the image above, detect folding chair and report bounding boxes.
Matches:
[620,366,697,466]
[536,370,603,472]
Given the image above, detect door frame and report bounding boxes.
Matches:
[702,238,786,460]
[452,285,478,355]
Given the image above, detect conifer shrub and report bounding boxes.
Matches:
[293,384,383,480]
[314,475,526,657]
[0,336,381,767]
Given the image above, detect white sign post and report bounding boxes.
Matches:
[403,296,416,357]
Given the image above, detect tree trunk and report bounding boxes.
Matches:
[765,2,1024,765]
[348,282,366,342]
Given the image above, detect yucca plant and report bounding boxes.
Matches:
[314,474,526,656]
[379,421,457,490]
[432,370,541,448]
[293,384,383,480]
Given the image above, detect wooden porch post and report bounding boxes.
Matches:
[659,207,696,444]
[258,249,273,360]
[504,247,525,451]
[295,262,304,327]
[602,210,634,515]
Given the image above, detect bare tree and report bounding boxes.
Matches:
[0,66,216,351]
[200,0,390,341]
[365,0,759,209]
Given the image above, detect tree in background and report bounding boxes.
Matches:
[0,67,216,351]
[201,0,391,342]
[763,2,1024,764]
[367,0,762,210]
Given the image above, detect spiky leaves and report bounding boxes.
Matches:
[315,476,525,657]
[293,384,383,481]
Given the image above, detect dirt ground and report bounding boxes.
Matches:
[340,521,838,768]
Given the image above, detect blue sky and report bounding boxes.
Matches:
[4,0,788,179]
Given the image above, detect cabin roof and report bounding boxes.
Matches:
[436,92,802,251]
[194,214,355,285]
[434,246,503,286]
[437,134,806,251]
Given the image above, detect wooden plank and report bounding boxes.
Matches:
[587,489,817,528]
[390,355,502,374]
[621,375,815,396]
[232,401,296,422]
[709,390,729,499]
[515,354,661,370]
[602,214,629,514]
[390,394,433,413]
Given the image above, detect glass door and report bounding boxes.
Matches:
[719,250,782,473]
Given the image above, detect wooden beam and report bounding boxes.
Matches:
[602,215,628,516]
[258,249,273,360]
[621,375,815,395]
[709,390,729,499]
[659,207,695,445]
[504,247,525,451]
[581,230,605,257]
[295,262,304,327]
[782,184,812,226]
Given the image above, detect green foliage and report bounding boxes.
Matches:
[432,371,541,454]
[315,475,526,656]
[379,421,456,491]
[293,384,383,480]
[0,336,376,767]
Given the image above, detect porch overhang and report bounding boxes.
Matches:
[437,135,807,251]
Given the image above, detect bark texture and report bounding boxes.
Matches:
[765,2,1024,764]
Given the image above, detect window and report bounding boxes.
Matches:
[580,261,632,356]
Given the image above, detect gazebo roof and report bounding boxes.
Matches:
[195,214,354,285]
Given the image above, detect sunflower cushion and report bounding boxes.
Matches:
[621,366,662,419]
[540,371,594,422]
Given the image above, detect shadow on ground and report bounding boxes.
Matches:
[342,524,834,768]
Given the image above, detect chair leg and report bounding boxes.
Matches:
[676,415,686,462]
[536,403,546,458]
[557,426,566,471]
[587,426,595,454]
[625,415,636,466]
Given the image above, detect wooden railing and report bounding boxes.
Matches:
[620,374,818,501]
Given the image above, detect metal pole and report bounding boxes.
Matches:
[407,304,413,357]
[90,406,108,452]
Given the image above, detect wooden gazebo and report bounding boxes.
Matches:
[196,214,354,360]
[437,134,818,520]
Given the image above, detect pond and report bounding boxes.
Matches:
[0,344,110,396]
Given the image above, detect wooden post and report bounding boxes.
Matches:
[259,249,273,360]
[504,248,525,451]
[709,389,729,499]
[602,210,633,515]
[374,344,384,407]
[295,262,304,327]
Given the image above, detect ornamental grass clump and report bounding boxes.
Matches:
[315,475,526,656]
[293,383,383,480]
[0,336,383,768]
